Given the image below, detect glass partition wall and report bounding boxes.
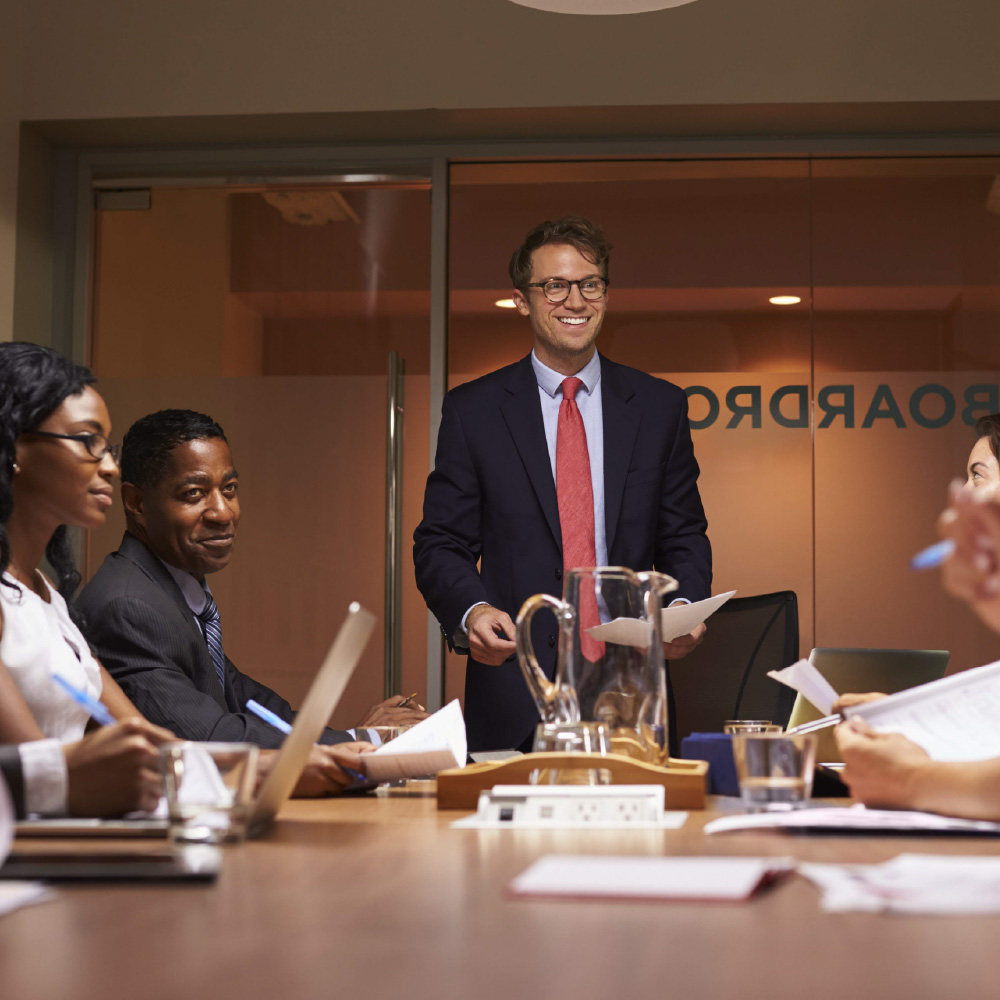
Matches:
[85,154,1000,723]
[88,181,431,729]
[446,157,1000,704]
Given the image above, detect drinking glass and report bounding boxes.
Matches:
[530,722,612,785]
[160,742,258,843]
[732,733,816,812]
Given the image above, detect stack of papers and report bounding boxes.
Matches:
[586,591,737,646]
[507,854,795,902]
[800,854,1000,914]
[704,805,1000,836]
[364,699,467,782]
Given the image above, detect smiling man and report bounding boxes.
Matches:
[414,217,712,753]
[78,410,424,790]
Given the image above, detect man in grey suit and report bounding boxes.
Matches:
[78,410,423,789]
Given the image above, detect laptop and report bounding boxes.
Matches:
[786,647,950,761]
[13,601,376,840]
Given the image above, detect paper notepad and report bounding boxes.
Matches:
[586,591,737,647]
[507,854,795,902]
[364,699,467,781]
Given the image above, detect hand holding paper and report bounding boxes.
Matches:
[586,591,736,648]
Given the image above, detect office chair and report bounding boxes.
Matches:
[668,590,799,749]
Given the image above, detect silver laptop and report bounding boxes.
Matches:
[16,602,376,839]
[786,646,950,761]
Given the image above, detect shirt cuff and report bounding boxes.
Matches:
[668,598,692,606]
[455,602,489,649]
[18,739,69,817]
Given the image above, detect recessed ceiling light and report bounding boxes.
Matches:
[495,298,517,309]
[769,295,802,306]
[508,0,699,11]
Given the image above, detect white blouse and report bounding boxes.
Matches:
[0,572,102,743]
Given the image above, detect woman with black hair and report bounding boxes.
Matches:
[0,341,171,816]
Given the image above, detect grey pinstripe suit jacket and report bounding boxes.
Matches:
[77,533,352,748]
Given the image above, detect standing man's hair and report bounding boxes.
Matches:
[508,216,613,292]
[121,409,227,488]
[975,413,1000,464]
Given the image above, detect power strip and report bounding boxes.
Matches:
[471,784,666,827]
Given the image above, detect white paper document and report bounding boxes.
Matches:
[767,659,840,715]
[0,881,52,918]
[800,854,1000,915]
[507,854,795,902]
[844,658,1000,762]
[586,590,736,646]
[364,699,467,782]
[703,805,1000,836]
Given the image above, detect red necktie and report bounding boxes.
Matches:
[557,377,605,662]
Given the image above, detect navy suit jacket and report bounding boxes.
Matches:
[414,353,712,752]
[77,533,352,748]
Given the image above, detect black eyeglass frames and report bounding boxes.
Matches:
[26,430,121,463]
[525,277,609,303]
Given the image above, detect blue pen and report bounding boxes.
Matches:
[246,698,293,734]
[52,673,116,727]
[246,699,369,787]
[910,539,956,571]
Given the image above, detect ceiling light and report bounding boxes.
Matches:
[495,298,517,309]
[508,0,698,10]
[769,295,802,306]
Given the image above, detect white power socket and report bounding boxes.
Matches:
[475,784,665,827]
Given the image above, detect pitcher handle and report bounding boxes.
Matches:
[516,593,575,721]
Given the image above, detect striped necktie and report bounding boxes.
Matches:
[197,592,227,691]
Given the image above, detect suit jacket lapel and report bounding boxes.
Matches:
[117,532,229,710]
[600,356,640,557]
[501,356,562,551]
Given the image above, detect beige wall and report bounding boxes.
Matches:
[5,0,1000,339]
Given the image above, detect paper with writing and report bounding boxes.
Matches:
[507,854,795,902]
[364,699,467,781]
[800,854,1000,915]
[586,590,737,646]
[767,659,840,715]
[845,658,1000,762]
[704,805,1000,836]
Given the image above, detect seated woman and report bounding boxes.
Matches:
[0,341,172,816]
[0,343,365,815]
[834,413,1000,820]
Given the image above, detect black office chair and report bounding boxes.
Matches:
[668,590,799,750]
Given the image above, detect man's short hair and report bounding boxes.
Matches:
[975,413,1000,464]
[508,216,613,292]
[121,409,228,488]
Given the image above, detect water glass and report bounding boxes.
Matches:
[531,722,611,786]
[160,742,258,844]
[724,720,783,735]
[732,732,816,812]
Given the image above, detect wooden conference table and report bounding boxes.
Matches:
[2,793,999,1000]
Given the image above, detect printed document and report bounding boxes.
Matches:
[587,590,736,646]
[364,699,467,781]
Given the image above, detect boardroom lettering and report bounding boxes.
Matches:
[684,383,1000,430]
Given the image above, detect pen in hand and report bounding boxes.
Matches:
[246,699,369,787]
[51,673,116,727]
[397,692,419,709]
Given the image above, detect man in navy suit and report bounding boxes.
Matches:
[414,217,712,752]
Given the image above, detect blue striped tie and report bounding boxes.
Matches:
[197,592,227,692]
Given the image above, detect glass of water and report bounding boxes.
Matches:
[531,722,612,786]
[732,732,816,812]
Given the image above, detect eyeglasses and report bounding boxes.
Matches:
[525,277,609,304]
[26,430,121,463]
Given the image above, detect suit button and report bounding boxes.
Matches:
[548,635,556,648]
[555,567,562,581]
